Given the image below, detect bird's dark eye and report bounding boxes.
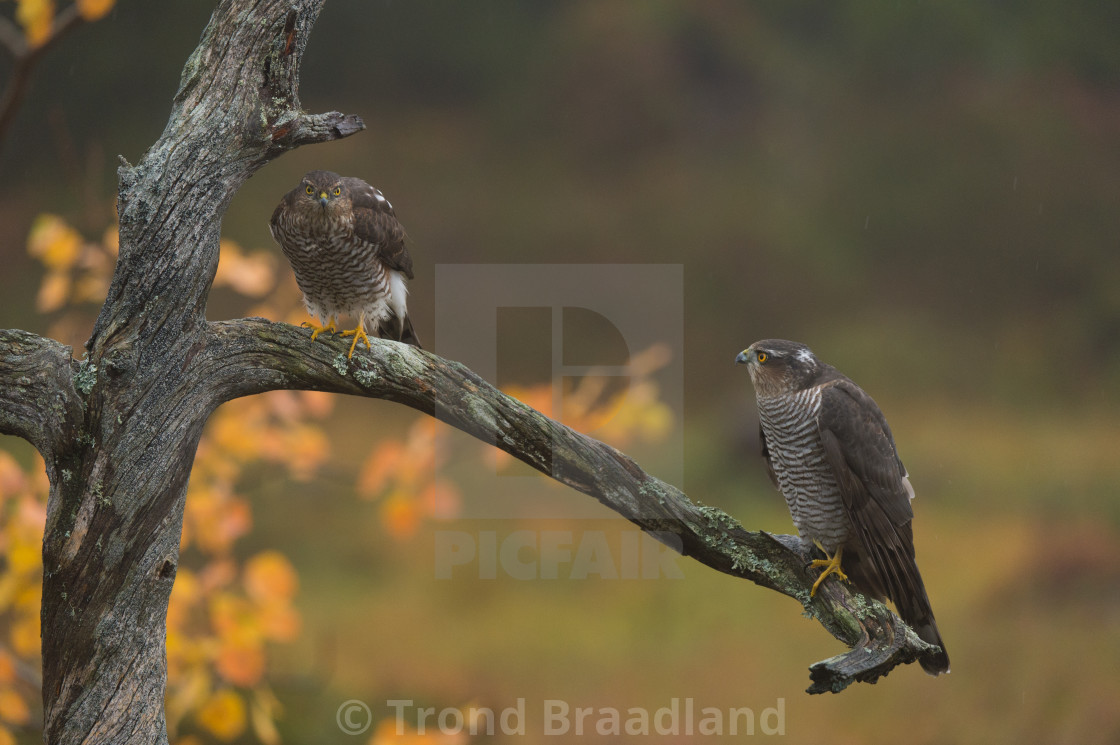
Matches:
[305,185,314,195]
[333,186,341,196]
[757,351,768,363]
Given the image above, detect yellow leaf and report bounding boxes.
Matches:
[250,689,282,745]
[0,725,15,745]
[0,688,30,726]
[27,214,82,269]
[15,0,54,47]
[76,0,114,21]
[196,689,247,742]
[244,551,298,604]
[209,592,253,638]
[10,612,39,658]
[7,542,39,574]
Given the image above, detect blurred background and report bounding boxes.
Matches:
[1,1,1119,743]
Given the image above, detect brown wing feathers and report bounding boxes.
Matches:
[818,380,950,674]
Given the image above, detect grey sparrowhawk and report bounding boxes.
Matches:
[736,339,949,676]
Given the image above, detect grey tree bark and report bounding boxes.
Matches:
[0,1,940,741]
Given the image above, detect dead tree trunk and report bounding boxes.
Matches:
[0,1,940,741]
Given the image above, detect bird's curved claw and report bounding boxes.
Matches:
[302,318,338,342]
[340,325,370,358]
[808,543,848,597]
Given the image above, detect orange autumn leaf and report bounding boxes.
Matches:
[0,653,14,686]
[9,611,39,658]
[271,423,329,481]
[370,717,469,745]
[380,491,421,540]
[209,592,254,639]
[15,0,54,47]
[244,551,298,605]
[297,389,335,418]
[0,688,29,726]
[0,726,14,745]
[258,604,301,643]
[197,689,247,742]
[185,488,252,556]
[503,384,554,418]
[215,637,265,688]
[75,0,114,21]
[198,558,238,593]
[359,441,405,497]
[421,480,461,521]
[215,239,277,298]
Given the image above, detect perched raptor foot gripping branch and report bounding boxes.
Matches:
[737,339,950,676]
[270,170,422,356]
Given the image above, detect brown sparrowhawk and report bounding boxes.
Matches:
[736,339,949,675]
[270,170,420,356]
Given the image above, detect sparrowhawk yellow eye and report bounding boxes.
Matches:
[305,185,314,195]
[333,186,341,196]
[757,351,768,363]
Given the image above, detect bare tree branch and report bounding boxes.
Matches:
[31,2,367,741]
[0,329,83,463]
[203,318,943,692]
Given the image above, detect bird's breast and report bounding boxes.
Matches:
[757,387,850,548]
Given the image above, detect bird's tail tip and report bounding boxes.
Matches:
[914,621,950,676]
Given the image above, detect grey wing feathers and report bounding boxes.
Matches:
[817,378,918,602]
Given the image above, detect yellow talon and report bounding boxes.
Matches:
[340,325,370,359]
[302,317,338,342]
[808,541,848,597]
